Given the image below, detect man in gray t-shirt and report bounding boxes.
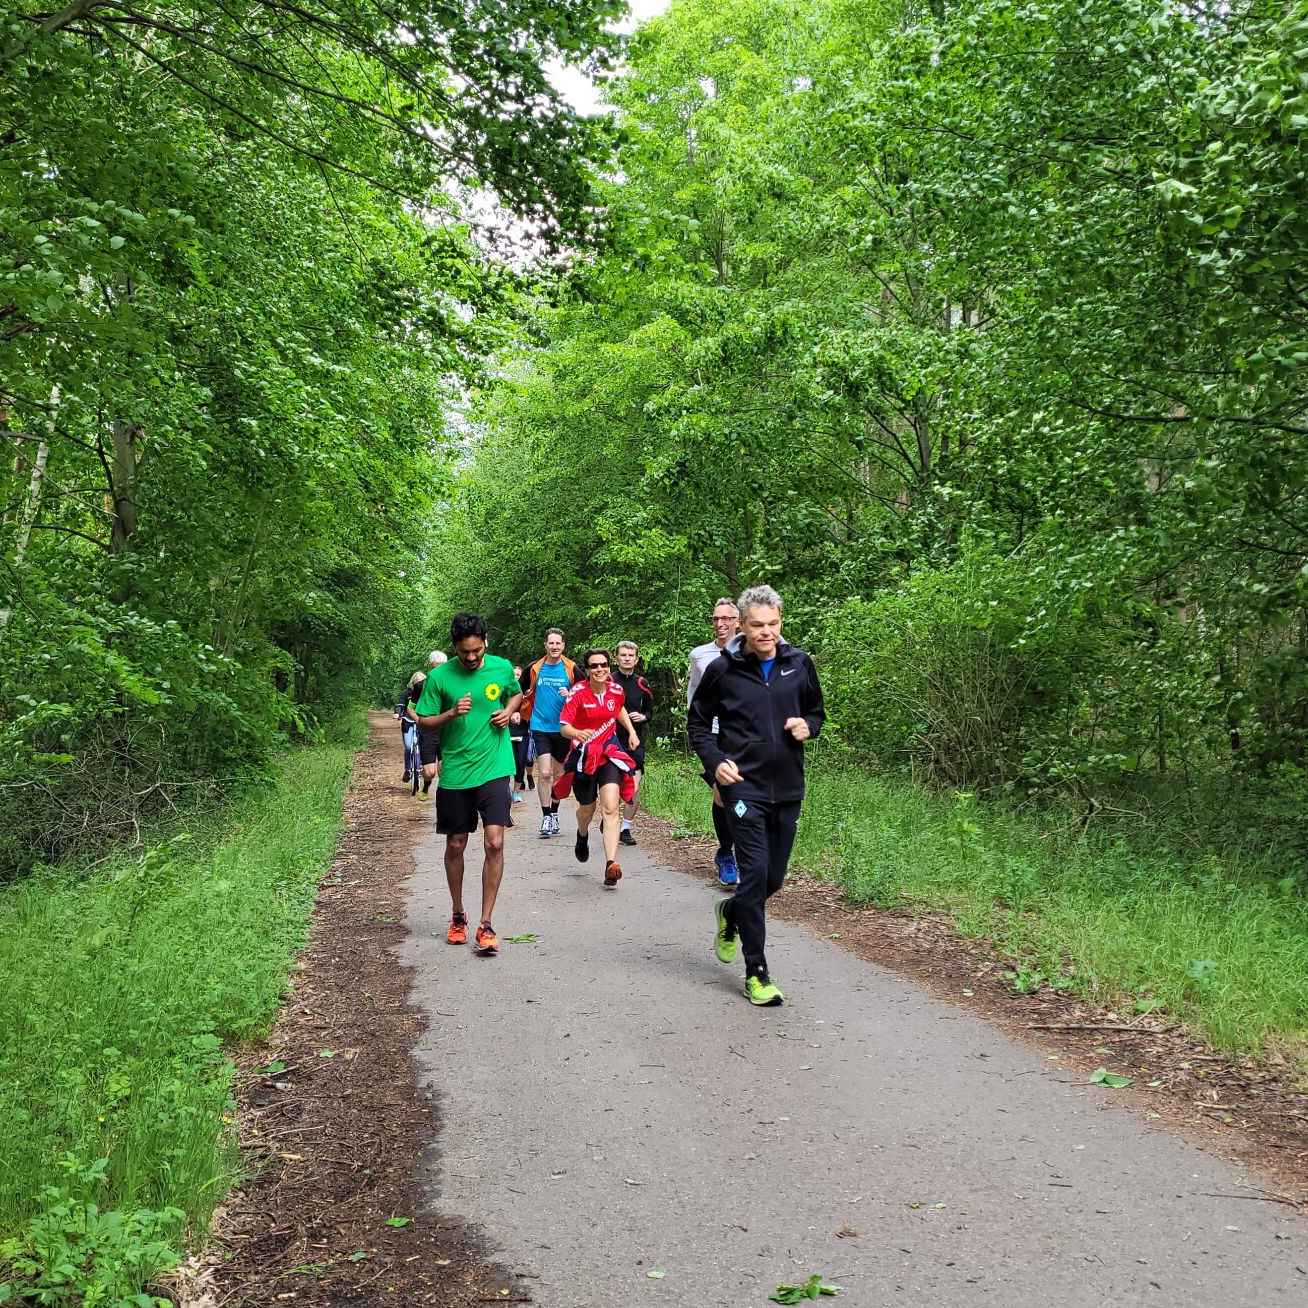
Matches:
[686,597,740,886]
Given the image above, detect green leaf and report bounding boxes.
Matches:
[646,1269,666,1278]
[1090,1067,1133,1088]
[385,1216,411,1227]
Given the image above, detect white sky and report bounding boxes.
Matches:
[548,0,673,114]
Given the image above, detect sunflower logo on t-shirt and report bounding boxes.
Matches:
[484,683,502,701]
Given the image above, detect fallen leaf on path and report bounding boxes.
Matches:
[1090,1067,1133,1088]
[646,1270,666,1279]
[770,1274,841,1302]
[384,1216,411,1227]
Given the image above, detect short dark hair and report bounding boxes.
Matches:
[450,612,487,645]
[581,647,611,670]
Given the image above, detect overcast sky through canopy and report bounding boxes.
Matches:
[548,0,673,113]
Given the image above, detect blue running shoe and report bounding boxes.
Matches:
[715,852,739,887]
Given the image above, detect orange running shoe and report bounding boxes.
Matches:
[603,860,622,887]
[446,912,468,945]
[474,921,500,956]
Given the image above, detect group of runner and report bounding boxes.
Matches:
[394,587,825,1006]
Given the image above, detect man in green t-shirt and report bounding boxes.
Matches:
[415,612,523,957]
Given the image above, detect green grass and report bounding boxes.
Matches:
[643,750,1308,1069]
[0,730,357,1297]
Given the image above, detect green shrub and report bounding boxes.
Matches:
[0,1158,180,1308]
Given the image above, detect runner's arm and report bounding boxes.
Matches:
[558,688,594,742]
[617,707,640,751]
[490,690,523,729]
[687,662,727,775]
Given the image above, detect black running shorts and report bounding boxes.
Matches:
[571,760,626,807]
[531,729,570,762]
[435,777,512,834]
[418,730,442,766]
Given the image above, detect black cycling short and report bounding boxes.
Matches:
[572,760,626,807]
[418,730,442,766]
[629,743,646,772]
[435,777,512,834]
[531,729,570,762]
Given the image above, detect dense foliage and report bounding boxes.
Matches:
[0,0,621,875]
[434,0,1308,868]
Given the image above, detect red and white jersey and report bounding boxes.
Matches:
[560,679,625,734]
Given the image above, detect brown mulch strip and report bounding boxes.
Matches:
[182,715,527,1306]
[637,817,1308,1210]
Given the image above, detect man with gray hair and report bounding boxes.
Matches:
[687,597,741,886]
[688,585,825,1006]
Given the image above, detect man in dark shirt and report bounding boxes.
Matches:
[611,640,654,846]
[688,585,825,1006]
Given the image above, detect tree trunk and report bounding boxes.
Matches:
[109,418,141,551]
[0,428,50,633]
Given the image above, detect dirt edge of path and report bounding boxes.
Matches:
[634,814,1308,1210]
[184,714,527,1307]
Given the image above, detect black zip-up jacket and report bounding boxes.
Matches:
[611,668,654,745]
[688,636,825,803]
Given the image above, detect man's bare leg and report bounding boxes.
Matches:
[480,825,506,924]
[444,832,468,914]
[620,770,642,844]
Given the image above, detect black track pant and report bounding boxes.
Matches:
[722,797,801,978]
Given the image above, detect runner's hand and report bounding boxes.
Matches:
[715,759,743,786]
[629,712,646,723]
[453,694,473,716]
[489,709,511,728]
[784,716,810,741]
[510,711,521,725]
[628,733,640,750]
[577,728,596,742]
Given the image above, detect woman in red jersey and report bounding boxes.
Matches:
[557,647,642,887]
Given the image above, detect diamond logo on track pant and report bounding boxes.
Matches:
[734,800,747,817]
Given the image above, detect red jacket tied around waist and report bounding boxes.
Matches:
[551,722,637,803]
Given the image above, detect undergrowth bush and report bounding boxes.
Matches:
[0,1158,180,1308]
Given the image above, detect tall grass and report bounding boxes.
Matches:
[0,736,355,1249]
[642,751,1308,1065]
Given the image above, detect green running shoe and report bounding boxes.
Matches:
[744,974,785,1006]
[714,899,738,963]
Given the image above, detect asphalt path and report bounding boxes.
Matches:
[398,804,1306,1308]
